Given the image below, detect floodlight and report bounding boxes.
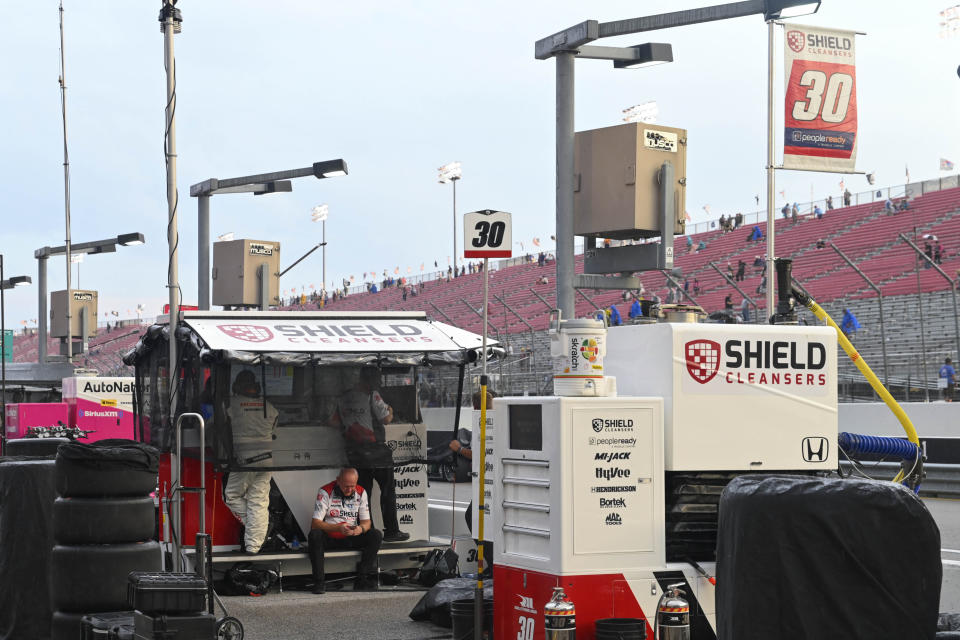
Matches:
[613,43,673,69]
[763,0,821,20]
[117,232,145,246]
[312,159,349,179]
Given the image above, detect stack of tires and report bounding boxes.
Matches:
[49,439,161,640]
[4,437,71,457]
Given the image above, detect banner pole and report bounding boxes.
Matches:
[766,19,776,322]
[475,256,489,640]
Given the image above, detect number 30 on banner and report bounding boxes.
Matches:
[464,209,512,258]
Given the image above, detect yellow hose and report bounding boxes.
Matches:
[802,298,919,448]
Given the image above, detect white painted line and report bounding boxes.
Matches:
[942,559,960,567]
[943,548,960,554]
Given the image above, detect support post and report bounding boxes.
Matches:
[38,257,47,363]
[198,194,210,310]
[555,51,576,320]
[659,161,674,271]
[258,263,270,311]
[765,19,776,323]
[474,257,490,640]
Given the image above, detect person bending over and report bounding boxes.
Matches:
[308,467,383,594]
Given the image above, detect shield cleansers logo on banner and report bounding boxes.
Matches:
[217,324,274,343]
[685,340,721,384]
[787,30,805,53]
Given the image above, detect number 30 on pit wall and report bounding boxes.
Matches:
[464,209,512,259]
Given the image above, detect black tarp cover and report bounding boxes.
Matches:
[716,475,941,640]
[0,458,57,640]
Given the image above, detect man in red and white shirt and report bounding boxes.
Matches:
[308,467,383,594]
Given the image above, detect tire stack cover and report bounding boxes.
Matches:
[716,474,941,640]
[0,458,58,639]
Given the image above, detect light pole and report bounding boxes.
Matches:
[34,233,145,363]
[438,162,462,277]
[189,158,348,310]
[311,204,329,292]
[1,258,32,453]
[535,0,820,319]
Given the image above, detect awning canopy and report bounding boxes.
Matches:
[182,311,492,353]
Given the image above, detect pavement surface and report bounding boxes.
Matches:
[215,482,960,638]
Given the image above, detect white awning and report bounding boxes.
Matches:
[181,311,494,354]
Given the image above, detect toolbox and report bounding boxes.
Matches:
[80,611,135,639]
[133,611,216,640]
[127,572,208,614]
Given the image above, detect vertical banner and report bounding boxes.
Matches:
[783,25,858,172]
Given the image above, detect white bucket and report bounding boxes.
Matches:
[550,319,612,396]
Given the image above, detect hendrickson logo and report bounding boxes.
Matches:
[605,513,623,526]
[398,514,414,525]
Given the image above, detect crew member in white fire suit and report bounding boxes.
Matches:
[224,370,279,554]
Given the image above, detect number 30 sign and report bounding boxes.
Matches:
[464,210,512,258]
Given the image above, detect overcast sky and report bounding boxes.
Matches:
[1,1,957,329]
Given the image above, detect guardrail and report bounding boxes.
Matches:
[840,461,960,498]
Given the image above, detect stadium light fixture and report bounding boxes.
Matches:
[117,232,145,246]
[613,43,674,69]
[311,205,330,291]
[190,159,348,310]
[438,162,462,277]
[763,0,821,20]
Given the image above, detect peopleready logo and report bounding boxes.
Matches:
[591,418,634,433]
[588,437,637,448]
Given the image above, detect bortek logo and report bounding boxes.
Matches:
[686,340,721,384]
[396,502,417,511]
[596,467,631,480]
[217,324,274,343]
[600,497,626,508]
[395,478,421,490]
[802,437,829,462]
[515,595,537,614]
[605,513,623,526]
[787,30,805,52]
[595,452,630,462]
[398,514,414,525]
[592,418,634,433]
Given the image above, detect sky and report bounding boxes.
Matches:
[1,1,958,330]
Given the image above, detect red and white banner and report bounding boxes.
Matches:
[783,24,858,172]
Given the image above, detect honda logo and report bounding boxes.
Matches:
[802,437,829,462]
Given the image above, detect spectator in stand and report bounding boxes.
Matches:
[935,241,943,265]
[940,358,956,402]
[753,255,764,268]
[726,262,734,279]
[686,235,693,252]
[826,195,834,210]
[629,298,643,319]
[719,215,727,231]
[740,297,751,322]
[885,197,896,214]
[402,287,408,302]
[749,226,763,242]
[693,278,701,295]
[791,203,800,221]
[724,294,734,310]
[781,203,790,219]
[538,252,546,267]
[609,305,622,326]
[696,240,707,252]
[814,205,824,220]
[736,260,746,282]
[684,277,690,293]
[840,309,861,338]
[899,199,910,211]
[924,239,934,268]
[816,238,826,249]
[539,275,549,285]
[735,212,743,229]
[843,189,852,206]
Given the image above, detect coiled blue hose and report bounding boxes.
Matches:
[839,432,920,461]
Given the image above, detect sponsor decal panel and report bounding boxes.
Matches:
[515,595,537,615]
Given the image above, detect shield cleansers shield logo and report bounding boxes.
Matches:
[685,340,721,384]
[787,30,805,53]
[217,324,274,343]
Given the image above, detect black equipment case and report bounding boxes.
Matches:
[127,572,208,614]
[80,610,135,639]
[133,611,216,640]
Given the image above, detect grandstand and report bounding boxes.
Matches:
[11,176,960,401]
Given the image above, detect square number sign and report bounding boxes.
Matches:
[463,209,512,258]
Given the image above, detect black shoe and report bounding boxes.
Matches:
[353,579,378,592]
[312,582,325,594]
[383,531,410,543]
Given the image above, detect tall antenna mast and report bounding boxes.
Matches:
[58,0,74,363]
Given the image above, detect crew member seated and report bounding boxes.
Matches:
[309,467,383,594]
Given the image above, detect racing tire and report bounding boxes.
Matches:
[56,457,157,498]
[53,496,156,545]
[50,610,86,640]
[216,616,245,640]
[4,437,70,457]
[50,541,161,612]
